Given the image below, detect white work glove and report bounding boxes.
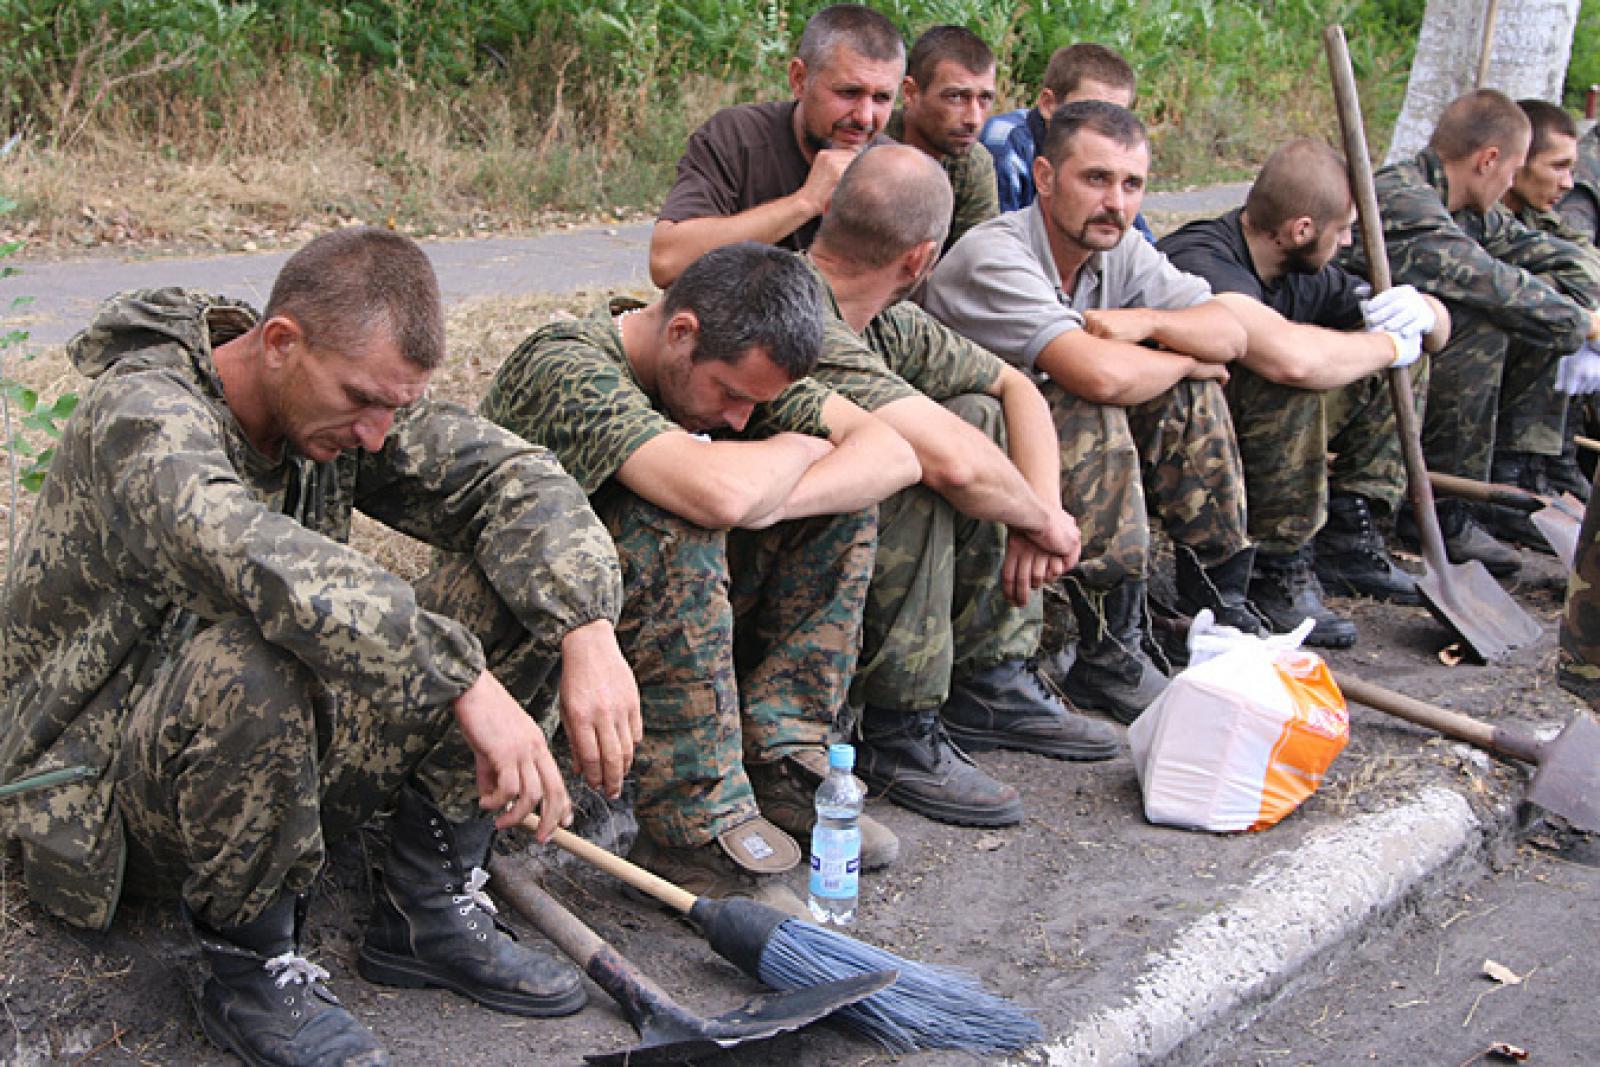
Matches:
[1556,342,1600,395]
[1382,329,1423,369]
[1361,284,1437,338]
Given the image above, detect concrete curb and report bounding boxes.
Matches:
[1034,787,1487,1066]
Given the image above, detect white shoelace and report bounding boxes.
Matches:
[455,866,498,916]
[264,953,330,989]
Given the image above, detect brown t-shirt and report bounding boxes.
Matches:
[658,100,892,253]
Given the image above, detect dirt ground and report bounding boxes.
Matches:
[1,536,1580,1066]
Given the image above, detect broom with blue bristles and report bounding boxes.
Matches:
[543,824,1042,1054]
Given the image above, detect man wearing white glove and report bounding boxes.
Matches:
[1160,140,1449,647]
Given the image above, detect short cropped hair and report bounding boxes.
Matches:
[1042,42,1136,100]
[1429,89,1531,163]
[265,227,444,370]
[1040,99,1147,167]
[1518,98,1578,159]
[661,242,824,378]
[907,25,995,87]
[816,146,952,268]
[1245,139,1351,232]
[796,4,904,70]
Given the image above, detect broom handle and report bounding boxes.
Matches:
[1325,25,1452,575]
[528,822,699,914]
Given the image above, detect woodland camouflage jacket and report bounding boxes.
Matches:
[0,288,621,929]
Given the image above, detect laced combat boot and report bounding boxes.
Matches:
[1396,498,1522,578]
[1249,547,1357,649]
[194,896,388,1066]
[1313,493,1421,604]
[358,786,586,1017]
[855,707,1024,826]
[748,751,901,870]
[1057,581,1168,725]
[1173,546,1269,635]
[941,658,1119,760]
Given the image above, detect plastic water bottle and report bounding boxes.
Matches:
[807,742,864,925]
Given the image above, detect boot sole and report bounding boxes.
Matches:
[198,1008,390,1067]
[1313,575,1423,607]
[943,723,1118,762]
[1300,627,1357,650]
[356,946,586,1018]
[856,774,1024,827]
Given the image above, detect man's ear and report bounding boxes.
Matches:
[1476,145,1503,173]
[905,239,940,282]
[259,316,304,370]
[665,308,701,348]
[901,73,921,109]
[1285,216,1316,246]
[1038,87,1058,115]
[788,56,808,99]
[1033,154,1054,198]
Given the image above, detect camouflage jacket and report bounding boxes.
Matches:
[0,289,621,930]
[885,111,1000,255]
[1342,148,1596,350]
[1510,202,1600,308]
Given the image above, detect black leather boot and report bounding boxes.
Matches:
[1480,451,1555,554]
[1058,581,1168,725]
[1313,493,1421,604]
[856,706,1024,826]
[1249,548,1357,649]
[194,896,388,1067]
[1174,546,1268,635]
[1397,498,1522,578]
[942,658,1119,760]
[358,786,586,1017]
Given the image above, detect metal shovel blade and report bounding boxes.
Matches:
[1526,712,1600,835]
[1531,505,1579,568]
[584,971,896,1066]
[1428,471,1580,568]
[1413,557,1543,665]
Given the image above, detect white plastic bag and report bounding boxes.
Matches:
[1127,611,1349,832]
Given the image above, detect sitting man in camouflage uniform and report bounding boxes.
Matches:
[922,100,1253,725]
[883,25,1000,253]
[481,242,919,915]
[1497,98,1600,511]
[0,228,644,1066]
[804,145,1115,828]
[1344,89,1600,579]
[1159,139,1451,646]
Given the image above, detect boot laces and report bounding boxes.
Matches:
[264,953,330,989]
[454,866,499,916]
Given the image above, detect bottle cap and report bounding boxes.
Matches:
[827,742,855,771]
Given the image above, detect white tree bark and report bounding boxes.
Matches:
[1383,0,1580,165]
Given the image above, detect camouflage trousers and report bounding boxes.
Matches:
[112,560,557,931]
[596,487,875,849]
[1045,376,1249,590]
[1424,305,1567,477]
[851,393,1041,713]
[1227,365,1409,553]
[1560,484,1600,707]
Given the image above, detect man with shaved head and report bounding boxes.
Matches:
[1345,89,1600,578]
[1160,139,1451,646]
[802,145,1115,828]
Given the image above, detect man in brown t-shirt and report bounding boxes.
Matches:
[648,4,903,287]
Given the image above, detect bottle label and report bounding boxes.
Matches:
[808,825,860,899]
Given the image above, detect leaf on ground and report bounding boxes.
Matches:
[1482,959,1523,985]
[1439,643,1465,666]
[1487,1041,1530,1061]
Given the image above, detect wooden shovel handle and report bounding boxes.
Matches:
[1336,673,1544,765]
[1324,25,1452,574]
[488,853,609,963]
[526,823,699,915]
[1428,471,1541,512]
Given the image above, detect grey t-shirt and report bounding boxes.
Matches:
[919,202,1212,371]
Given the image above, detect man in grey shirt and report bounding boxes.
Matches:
[921,100,1253,724]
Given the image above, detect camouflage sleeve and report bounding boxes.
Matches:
[862,301,1004,401]
[745,376,833,440]
[353,397,623,652]
[946,147,1000,253]
[89,372,484,709]
[1480,205,1600,313]
[482,328,676,495]
[812,320,920,412]
[1365,170,1591,351]
[1515,204,1600,311]
[1558,184,1600,247]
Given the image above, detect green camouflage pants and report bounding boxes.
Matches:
[1560,484,1600,706]
[1228,365,1410,553]
[1046,377,1249,590]
[851,393,1041,713]
[1425,306,1567,477]
[597,488,875,849]
[112,560,554,931]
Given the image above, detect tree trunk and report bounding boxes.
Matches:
[1384,0,1579,166]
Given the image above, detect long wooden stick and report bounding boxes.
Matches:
[1476,0,1502,89]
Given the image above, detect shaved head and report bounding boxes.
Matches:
[815,145,953,268]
